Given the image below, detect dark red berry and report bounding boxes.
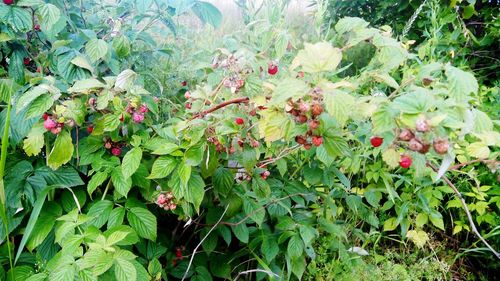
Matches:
[23,58,30,66]
[295,135,307,145]
[370,136,383,147]
[268,62,278,75]
[42,113,50,120]
[261,170,270,180]
[34,24,41,31]
[303,143,312,150]
[181,81,187,87]
[399,155,412,169]
[296,115,308,123]
[235,118,244,125]
[175,249,182,258]
[87,126,94,134]
[111,147,122,156]
[311,103,323,117]
[408,138,423,151]
[3,0,14,5]
[185,102,192,109]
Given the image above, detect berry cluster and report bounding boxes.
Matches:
[287,96,324,149]
[155,192,177,211]
[126,103,148,124]
[103,137,123,156]
[42,113,72,135]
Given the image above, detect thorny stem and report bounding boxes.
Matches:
[448,159,498,171]
[191,97,250,119]
[427,162,500,259]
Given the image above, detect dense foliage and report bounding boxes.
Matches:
[0,0,498,280]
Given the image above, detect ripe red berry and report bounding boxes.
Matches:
[370,136,383,147]
[181,81,187,87]
[312,136,323,147]
[297,71,305,78]
[268,62,278,75]
[87,126,94,134]
[132,112,145,123]
[139,104,148,113]
[43,118,57,130]
[295,135,307,145]
[185,102,192,109]
[119,113,124,122]
[111,147,122,156]
[296,115,308,123]
[303,143,312,150]
[50,127,62,135]
[311,103,323,117]
[175,248,182,258]
[157,194,168,205]
[36,67,41,73]
[235,118,244,125]
[3,0,14,5]
[399,155,412,169]
[23,58,30,66]
[42,113,50,120]
[34,24,41,31]
[251,140,260,148]
[184,91,191,99]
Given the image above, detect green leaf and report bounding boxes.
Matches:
[287,234,304,259]
[127,207,157,241]
[49,265,75,281]
[23,122,45,156]
[466,142,490,159]
[103,114,120,132]
[213,168,233,197]
[16,86,48,113]
[87,171,108,196]
[415,213,428,228]
[27,202,61,251]
[115,69,137,91]
[7,266,35,281]
[335,17,369,34]
[147,156,177,179]
[87,200,114,228]
[25,273,48,281]
[86,39,108,63]
[185,144,204,166]
[122,147,142,179]
[0,6,33,32]
[67,78,106,93]
[383,217,398,231]
[185,174,205,212]
[107,207,125,229]
[8,47,26,84]
[37,4,61,30]
[324,90,355,127]
[445,64,478,100]
[178,162,192,186]
[47,130,74,170]
[26,94,54,119]
[231,223,249,243]
[291,42,342,73]
[406,230,429,248]
[112,35,131,57]
[111,168,132,197]
[71,56,94,73]
[115,258,137,281]
[192,1,222,28]
[429,210,445,231]
[270,78,309,105]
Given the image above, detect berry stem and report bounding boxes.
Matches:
[191,97,250,119]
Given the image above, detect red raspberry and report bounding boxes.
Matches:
[139,104,148,113]
[399,155,412,169]
[235,118,244,125]
[87,126,94,134]
[433,138,449,155]
[311,103,323,117]
[295,135,307,145]
[184,91,191,99]
[3,0,14,5]
[50,127,62,135]
[181,81,187,87]
[111,147,122,156]
[370,136,383,147]
[312,136,323,147]
[261,170,270,180]
[185,102,192,109]
[34,24,41,31]
[23,58,30,66]
[43,118,57,130]
[308,120,320,130]
[132,112,145,123]
[157,194,168,205]
[42,113,50,120]
[268,62,278,75]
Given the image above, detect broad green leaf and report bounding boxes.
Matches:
[231,223,249,243]
[26,94,54,119]
[335,17,369,34]
[67,78,106,93]
[429,210,445,230]
[127,207,157,241]
[7,266,35,281]
[49,265,75,281]
[37,4,60,30]
[270,78,309,105]
[16,86,48,113]
[87,200,113,228]
[86,39,108,63]
[8,47,26,84]
[0,6,33,32]
[87,171,108,196]
[324,90,355,127]
[213,168,233,197]
[71,56,94,72]
[23,122,45,156]
[107,207,126,229]
[122,147,142,179]
[114,258,137,281]
[185,174,205,212]
[47,130,74,170]
[112,35,131,57]
[111,168,132,197]
[25,273,48,281]
[103,114,120,132]
[445,64,478,100]
[287,235,304,258]
[383,217,398,231]
[115,69,137,91]
[26,202,62,251]
[291,42,342,73]
[178,162,192,186]
[192,1,222,28]
[416,213,428,228]
[147,156,177,179]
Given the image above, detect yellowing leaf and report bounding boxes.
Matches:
[23,122,45,156]
[406,230,429,248]
[324,90,355,127]
[67,78,106,93]
[382,148,400,169]
[258,110,293,143]
[47,130,74,170]
[291,42,342,73]
[466,142,490,159]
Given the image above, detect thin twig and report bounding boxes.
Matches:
[388,77,416,99]
[448,159,498,171]
[191,97,249,119]
[258,144,301,168]
[427,162,500,259]
[181,205,229,281]
[234,269,280,281]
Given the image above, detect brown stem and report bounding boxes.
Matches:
[427,162,500,259]
[448,159,498,171]
[191,97,250,119]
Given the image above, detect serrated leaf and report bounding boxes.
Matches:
[213,168,233,197]
[111,168,132,197]
[47,130,74,170]
[37,4,60,30]
[147,156,177,179]
[0,6,33,32]
[87,171,108,196]
[291,42,342,73]
[127,207,157,241]
[86,39,108,63]
[67,78,106,93]
[287,235,304,258]
[466,142,490,159]
[114,258,137,281]
[26,94,54,119]
[71,56,94,73]
[122,147,142,179]
[324,90,355,127]
[23,122,45,156]
[445,64,478,100]
[115,69,137,91]
[406,230,429,248]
